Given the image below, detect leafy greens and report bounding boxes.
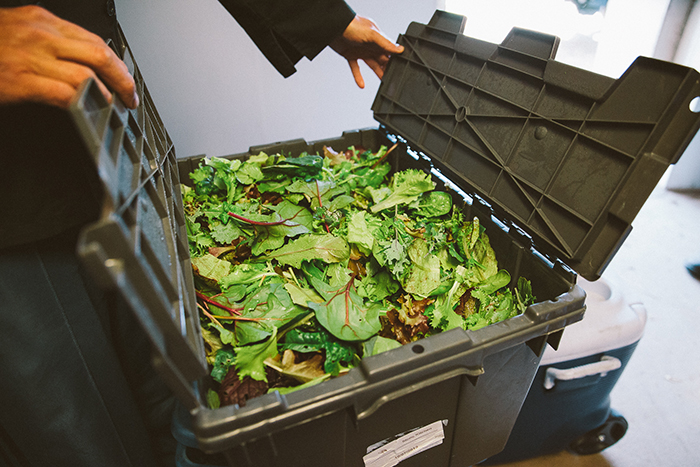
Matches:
[184,145,536,408]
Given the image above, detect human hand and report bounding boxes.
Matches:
[330,15,404,89]
[0,5,138,109]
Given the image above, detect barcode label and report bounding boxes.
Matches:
[363,420,446,467]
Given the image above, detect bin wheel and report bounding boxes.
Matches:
[568,411,629,455]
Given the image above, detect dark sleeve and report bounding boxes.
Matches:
[217,0,356,77]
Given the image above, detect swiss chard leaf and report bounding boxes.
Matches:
[234,281,307,345]
[308,276,384,342]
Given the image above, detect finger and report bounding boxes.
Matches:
[364,58,385,80]
[0,72,79,109]
[14,8,137,108]
[29,52,115,102]
[52,37,138,108]
[347,59,364,89]
[369,31,404,55]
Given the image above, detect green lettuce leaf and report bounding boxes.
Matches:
[370,169,435,213]
[262,234,349,268]
[404,238,442,298]
[191,254,232,284]
[346,211,375,254]
[429,281,466,331]
[362,335,402,357]
[409,191,453,217]
[219,262,274,289]
[233,328,278,382]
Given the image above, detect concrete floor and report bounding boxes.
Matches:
[492,177,700,466]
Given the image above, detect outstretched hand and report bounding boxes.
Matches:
[330,15,404,89]
[0,5,138,109]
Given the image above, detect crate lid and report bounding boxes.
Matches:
[373,10,700,280]
[70,32,209,410]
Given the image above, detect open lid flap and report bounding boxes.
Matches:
[373,10,700,280]
[69,33,207,411]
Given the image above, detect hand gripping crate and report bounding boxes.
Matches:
[68,10,700,467]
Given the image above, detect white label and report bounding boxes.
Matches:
[363,420,446,467]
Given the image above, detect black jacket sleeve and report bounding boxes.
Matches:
[217,0,356,77]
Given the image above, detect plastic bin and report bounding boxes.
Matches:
[67,10,700,467]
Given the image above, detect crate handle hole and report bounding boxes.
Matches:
[690,96,700,113]
[412,344,425,354]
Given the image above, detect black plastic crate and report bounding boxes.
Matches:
[69,10,700,467]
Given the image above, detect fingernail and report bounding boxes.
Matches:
[132,92,139,108]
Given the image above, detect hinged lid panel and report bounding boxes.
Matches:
[70,31,208,410]
[373,10,700,280]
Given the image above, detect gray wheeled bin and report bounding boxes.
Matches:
[68,10,700,467]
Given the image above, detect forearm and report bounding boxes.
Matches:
[218,0,355,77]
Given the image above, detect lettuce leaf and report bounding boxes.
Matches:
[370,169,436,213]
[233,328,279,382]
[262,233,349,268]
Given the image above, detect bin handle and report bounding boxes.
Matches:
[543,355,621,390]
[356,366,484,421]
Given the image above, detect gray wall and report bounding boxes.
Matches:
[115,0,439,158]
